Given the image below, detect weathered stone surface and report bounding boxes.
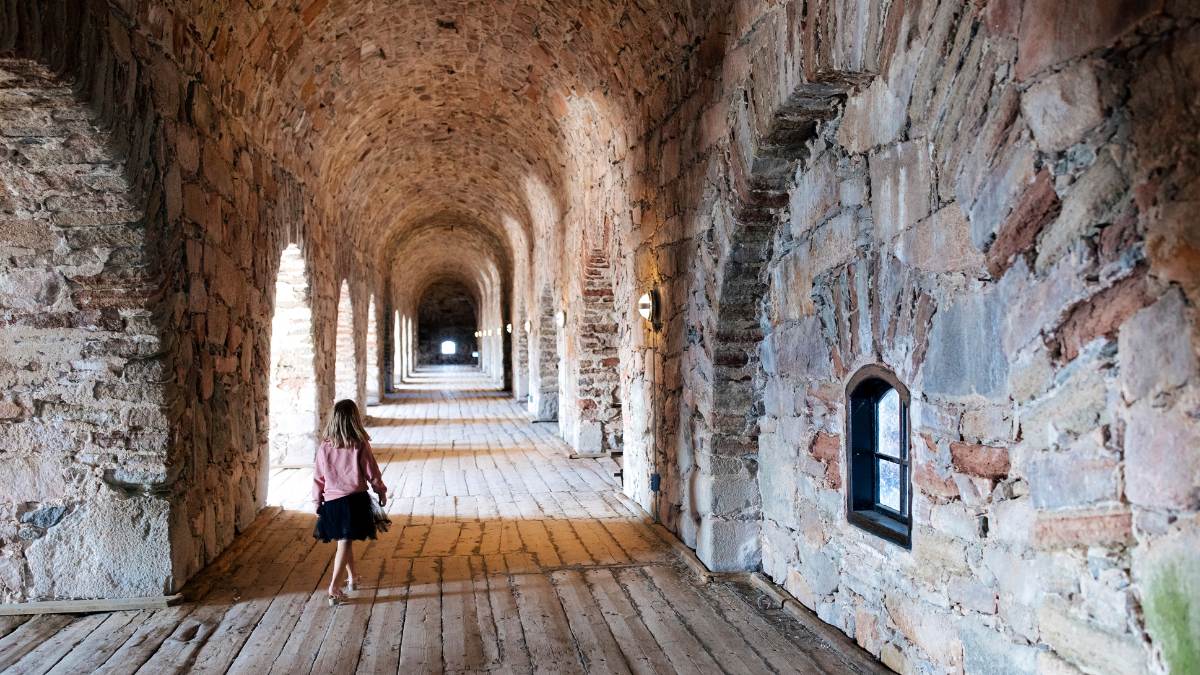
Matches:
[1036,154,1127,271]
[1118,289,1196,400]
[923,289,1010,398]
[1038,598,1150,675]
[959,618,1036,675]
[896,204,985,274]
[1020,62,1104,153]
[870,139,933,242]
[1132,527,1200,675]
[25,494,171,600]
[1056,273,1153,363]
[1016,0,1164,80]
[1125,400,1200,510]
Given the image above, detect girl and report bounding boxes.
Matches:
[313,399,387,605]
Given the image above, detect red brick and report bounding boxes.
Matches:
[809,432,842,489]
[986,168,1060,277]
[1034,509,1133,548]
[950,442,1010,479]
[1016,0,1164,80]
[1055,270,1153,362]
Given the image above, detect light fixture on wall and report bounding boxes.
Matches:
[555,310,566,328]
[523,319,531,333]
[506,323,512,334]
[474,330,481,338]
[638,289,660,327]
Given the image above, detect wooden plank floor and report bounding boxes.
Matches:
[1,366,877,674]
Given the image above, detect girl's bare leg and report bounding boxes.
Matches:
[329,540,350,596]
[345,541,357,587]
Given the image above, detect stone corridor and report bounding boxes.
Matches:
[0,367,880,674]
[3,1,1200,673]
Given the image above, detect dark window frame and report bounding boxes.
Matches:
[845,365,912,548]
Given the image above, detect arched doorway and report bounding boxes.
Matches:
[334,280,356,402]
[366,294,380,405]
[268,244,317,468]
[416,279,478,367]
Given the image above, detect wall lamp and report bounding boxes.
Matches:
[555,310,566,328]
[638,289,660,328]
[523,319,531,333]
[474,330,481,338]
[506,323,513,334]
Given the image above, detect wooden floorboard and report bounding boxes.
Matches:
[9,367,876,674]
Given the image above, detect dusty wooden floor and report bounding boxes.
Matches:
[0,367,880,674]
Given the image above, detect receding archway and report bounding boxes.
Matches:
[334,280,356,402]
[268,244,318,468]
[416,279,478,366]
[366,294,380,405]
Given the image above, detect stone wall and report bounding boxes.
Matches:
[0,57,173,602]
[0,0,369,600]
[623,0,1200,672]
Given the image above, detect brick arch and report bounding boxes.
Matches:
[268,244,319,468]
[0,57,173,602]
[696,79,866,571]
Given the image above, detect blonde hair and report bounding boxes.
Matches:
[323,399,371,449]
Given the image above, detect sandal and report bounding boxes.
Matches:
[327,591,347,607]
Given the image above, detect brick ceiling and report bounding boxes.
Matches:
[175,0,704,291]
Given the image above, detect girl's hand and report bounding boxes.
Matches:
[378,494,387,507]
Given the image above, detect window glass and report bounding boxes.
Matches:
[877,459,901,511]
[440,340,456,355]
[876,387,901,459]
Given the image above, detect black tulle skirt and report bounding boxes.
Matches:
[314,491,377,542]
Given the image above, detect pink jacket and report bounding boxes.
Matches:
[312,440,387,505]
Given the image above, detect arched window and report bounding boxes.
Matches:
[846,366,911,547]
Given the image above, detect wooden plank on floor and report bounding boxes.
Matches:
[0,614,74,670]
[508,564,584,675]
[309,556,385,674]
[584,569,676,675]
[398,556,442,672]
[46,611,147,675]
[9,612,106,675]
[550,570,631,675]
[615,568,723,674]
[545,519,593,567]
[642,565,774,674]
[132,616,216,674]
[93,605,193,675]
[441,555,487,672]
[483,555,531,674]
[356,557,413,673]
[571,519,631,566]
[0,615,28,641]
[705,581,839,674]
[252,538,345,675]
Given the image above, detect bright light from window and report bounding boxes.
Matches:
[440,340,456,355]
[471,351,480,358]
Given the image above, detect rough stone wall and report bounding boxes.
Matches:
[0,0,369,599]
[559,251,624,454]
[626,0,1200,673]
[0,57,173,602]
